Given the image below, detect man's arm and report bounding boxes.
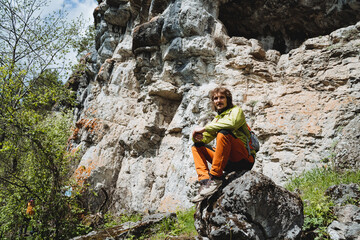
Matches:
[205,106,246,135]
[192,126,205,142]
[192,126,216,144]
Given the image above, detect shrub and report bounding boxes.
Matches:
[286,167,360,239]
[101,207,197,239]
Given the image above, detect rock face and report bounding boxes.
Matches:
[194,171,304,239]
[327,204,360,240]
[325,183,360,205]
[68,0,360,214]
[219,0,360,53]
[325,184,360,240]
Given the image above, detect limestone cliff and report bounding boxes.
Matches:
[68,0,360,214]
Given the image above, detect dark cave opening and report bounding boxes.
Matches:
[218,0,360,54]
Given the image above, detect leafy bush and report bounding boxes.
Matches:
[149,207,197,239]
[101,207,197,240]
[0,111,92,239]
[103,212,143,229]
[286,167,360,239]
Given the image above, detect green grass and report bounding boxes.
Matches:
[285,167,360,239]
[102,207,197,239]
[103,212,143,229]
[137,207,197,240]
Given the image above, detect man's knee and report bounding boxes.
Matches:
[192,142,215,153]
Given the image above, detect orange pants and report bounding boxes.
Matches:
[192,130,254,181]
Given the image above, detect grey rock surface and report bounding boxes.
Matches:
[328,205,360,240]
[194,171,304,240]
[325,183,360,205]
[326,184,360,240]
[67,0,360,214]
[218,0,360,53]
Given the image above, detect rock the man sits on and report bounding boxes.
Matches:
[191,87,256,202]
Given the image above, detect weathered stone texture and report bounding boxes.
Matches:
[69,0,360,214]
[219,0,360,53]
[326,184,360,240]
[194,171,304,239]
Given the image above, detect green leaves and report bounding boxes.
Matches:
[101,208,197,239]
[0,109,86,239]
[71,24,96,58]
[286,167,360,239]
[0,0,82,82]
[0,0,88,238]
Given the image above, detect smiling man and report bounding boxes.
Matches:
[191,87,256,203]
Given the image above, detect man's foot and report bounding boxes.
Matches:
[199,178,223,197]
[191,179,209,203]
[191,193,205,203]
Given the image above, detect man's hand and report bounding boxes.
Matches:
[192,127,206,142]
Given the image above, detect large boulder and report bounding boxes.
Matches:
[194,171,304,239]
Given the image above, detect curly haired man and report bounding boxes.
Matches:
[191,87,256,202]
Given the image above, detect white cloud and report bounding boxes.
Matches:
[44,0,97,26]
[45,0,98,81]
[66,0,98,23]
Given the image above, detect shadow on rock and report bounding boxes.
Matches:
[194,171,304,240]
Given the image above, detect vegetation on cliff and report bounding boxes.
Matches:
[286,167,360,239]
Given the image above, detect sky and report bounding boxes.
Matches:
[46,0,98,23]
[44,0,98,81]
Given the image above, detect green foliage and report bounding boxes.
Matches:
[70,62,87,81]
[103,212,143,229]
[0,110,89,239]
[248,100,258,108]
[0,0,80,82]
[0,0,90,238]
[174,207,198,236]
[286,167,360,239]
[71,24,96,58]
[24,70,76,112]
[146,207,197,239]
[104,207,197,240]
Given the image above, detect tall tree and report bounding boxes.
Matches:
[0,0,78,81]
[0,0,90,238]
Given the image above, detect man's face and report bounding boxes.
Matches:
[213,92,227,111]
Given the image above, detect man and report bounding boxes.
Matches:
[191,87,255,203]
[20,198,35,236]
[26,199,35,216]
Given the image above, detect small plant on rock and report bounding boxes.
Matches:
[286,167,360,239]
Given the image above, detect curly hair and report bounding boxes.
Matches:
[209,87,234,111]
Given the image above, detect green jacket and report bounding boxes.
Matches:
[194,106,255,156]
